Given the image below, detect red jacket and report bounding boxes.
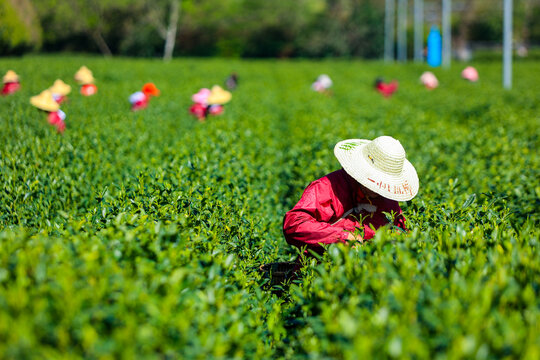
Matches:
[283,169,406,254]
[376,80,398,97]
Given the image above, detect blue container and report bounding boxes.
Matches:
[427,27,442,67]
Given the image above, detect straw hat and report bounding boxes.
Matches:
[49,79,71,96]
[3,70,19,83]
[74,66,95,85]
[334,136,419,201]
[207,85,232,105]
[461,66,479,82]
[30,90,60,112]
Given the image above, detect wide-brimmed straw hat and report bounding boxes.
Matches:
[49,79,71,96]
[74,66,95,85]
[3,70,19,83]
[30,90,59,112]
[334,136,419,201]
[207,85,232,105]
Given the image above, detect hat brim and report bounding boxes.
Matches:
[207,94,231,105]
[3,76,19,83]
[30,97,59,112]
[334,139,419,201]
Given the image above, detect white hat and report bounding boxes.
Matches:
[317,74,332,88]
[461,66,479,82]
[129,91,146,104]
[334,136,419,201]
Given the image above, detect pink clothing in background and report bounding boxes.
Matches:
[376,80,398,97]
[461,66,479,82]
[283,169,406,254]
[1,82,20,96]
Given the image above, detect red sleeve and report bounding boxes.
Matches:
[283,180,358,248]
[363,225,376,240]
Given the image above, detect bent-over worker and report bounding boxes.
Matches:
[283,136,419,256]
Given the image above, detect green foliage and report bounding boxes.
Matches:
[0,56,539,358]
[19,0,540,58]
[0,0,41,54]
[30,0,387,58]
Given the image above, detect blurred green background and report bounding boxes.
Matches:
[2,0,540,59]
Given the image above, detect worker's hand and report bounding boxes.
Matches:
[346,232,364,246]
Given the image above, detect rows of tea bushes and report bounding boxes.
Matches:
[0,56,538,358]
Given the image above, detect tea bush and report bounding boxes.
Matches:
[0,56,538,358]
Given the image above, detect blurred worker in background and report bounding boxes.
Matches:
[225,72,238,90]
[420,71,439,90]
[129,83,160,111]
[2,70,20,96]
[311,74,333,95]
[74,66,97,96]
[30,89,66,133]
[374,77,398,97]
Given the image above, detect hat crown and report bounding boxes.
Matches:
[363,136,405,176]
[30,89,59,112]
[3,70,18,83]
[50,79,71,95]
[207,85,231,105]
[74,66,94,84]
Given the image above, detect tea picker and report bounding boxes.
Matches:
[2,70,21,96]
[311,74,333,95]
[283,136,419,256]
[30,90,67,133]
[374,77,398,97]
[225,72,238,90]
[261,136,419,288]
[129,83,161,111]
[420,71,439,90]
[461,66,479,82]
[74,66,97,96]
[189,85,232,122]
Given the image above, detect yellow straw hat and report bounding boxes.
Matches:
[30,90,60,112]
[74,66,95,85]
[207,85,232,105]
[334,136,419,201]
[3,70,19,83]
[49,79,72,96]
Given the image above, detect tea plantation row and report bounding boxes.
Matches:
[0,56,538,358]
